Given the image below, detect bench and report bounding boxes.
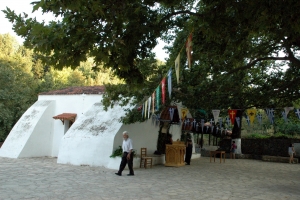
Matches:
[261,155,298,163]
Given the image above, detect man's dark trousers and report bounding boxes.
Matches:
[118,152,134,175]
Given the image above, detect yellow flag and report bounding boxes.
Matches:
[247,109,257,124]
[181,108,188,119]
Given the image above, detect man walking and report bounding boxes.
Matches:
[115,131,134,176]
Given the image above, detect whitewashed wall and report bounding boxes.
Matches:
[38,94,102,157]
[0,100,55,158]
[57,100,132,168]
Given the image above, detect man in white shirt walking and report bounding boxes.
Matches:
[115,131,134,176]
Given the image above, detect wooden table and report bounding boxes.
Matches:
[210,151,226,163]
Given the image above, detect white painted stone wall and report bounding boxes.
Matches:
[38,94,102,157]
[57,100,133,168]
[0,100,55,158]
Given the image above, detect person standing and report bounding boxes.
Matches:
[115,131,134,176]
[288,143,296,164]
[185,138,193,165]
[230,141,237,159]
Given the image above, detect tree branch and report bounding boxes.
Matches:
[227,56,290,75]
[158,10,201,25]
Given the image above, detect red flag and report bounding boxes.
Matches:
[228,110,237,125]
[186,33,193,69]
[161,77,166,104]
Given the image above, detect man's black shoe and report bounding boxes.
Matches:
[127,174,134,176]
[115,173,121,176]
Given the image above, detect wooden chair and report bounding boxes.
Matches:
[140,148,153,169]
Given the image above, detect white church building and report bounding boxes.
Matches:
[0,86,197,169]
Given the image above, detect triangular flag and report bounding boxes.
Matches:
[256,113,263,125]
[156,86,160,111]
[167,69,172,99]
[265,108,274,124]
[247,109,257,125]
[245,115,250,126]
[212,110,220,124]
[152,92,155,114]
[161,77,166,104]
[144,100,148,119]
[169,108,174,121]
[295,108,300,120]
[218,118,223,128]
[148,97,151,119]
[186,33,193,69]
[282,111,288,123]
[175,53,180,84]
[284,107,294,116]
[225,117,230,126]
[235,117,241,127]
[181,108,188,119]
[228,109,237,125]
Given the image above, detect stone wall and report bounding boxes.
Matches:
[219,138,300,158]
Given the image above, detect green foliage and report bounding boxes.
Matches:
[109,146,136,158]
[0,34,123,141]
[110,146,123,158]
[3,0,300,133]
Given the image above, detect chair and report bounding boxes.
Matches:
[140,148,153,169]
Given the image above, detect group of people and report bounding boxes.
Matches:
[114,131,298,176]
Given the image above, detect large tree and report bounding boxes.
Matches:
[4,1,300,136]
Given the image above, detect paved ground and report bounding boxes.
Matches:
[0,156,299,200]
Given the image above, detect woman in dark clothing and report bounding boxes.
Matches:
[185,138,193,165]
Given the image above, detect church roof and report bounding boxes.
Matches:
[39,86,105,95]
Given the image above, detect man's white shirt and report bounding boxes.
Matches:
[122,138,133,153]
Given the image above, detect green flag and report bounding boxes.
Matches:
[156,86,160,111]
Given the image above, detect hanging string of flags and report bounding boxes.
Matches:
[138,32,193,121]
[181,107,300,133]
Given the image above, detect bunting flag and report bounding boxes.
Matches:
[186,33,193,69]
[161,77,166,104]
[169,108,174,121]
[156,86,160,111]
[175,53,180,84]
[265,108,274,124]
[284,107,294,116]
[148,96,151,119]
[192,119,197,129]
[235,117,241,127]
[206,126,209,133]
[201,119,205,133]
[218,118,223,128]
[212,110,220,124]
[209,119,214,125]
[247,109,257,125]
[228,109,237,125]
[181,108,188,119]
[141,103,144,118]
[295,108,300,120]
[152,92,155,114]
[225,117,230,126]
[256,113,263,125]
[167,69,172,99]
[144,100,148,119]
[186,118,190,126]
[245,115,250,126]
[196,123,199,132]
[282,111,288,123]
[211,125,214,133]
